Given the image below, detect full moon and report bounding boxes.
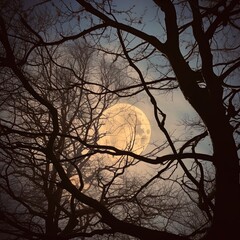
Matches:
[98,103,151,155]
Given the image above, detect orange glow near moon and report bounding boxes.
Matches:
[98,103,151,155]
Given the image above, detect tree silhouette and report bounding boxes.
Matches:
[0,0,239,240]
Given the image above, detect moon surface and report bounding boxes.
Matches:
[98,103,151,155]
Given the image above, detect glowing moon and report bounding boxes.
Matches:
[98,103,151,155]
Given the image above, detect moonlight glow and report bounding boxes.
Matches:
[98,103,151,154]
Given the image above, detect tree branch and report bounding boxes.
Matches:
[76,0,165,52]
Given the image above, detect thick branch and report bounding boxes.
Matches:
[189,0,222,101]
[153,0,179,47]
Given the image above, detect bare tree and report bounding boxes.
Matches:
[0,0,239,240]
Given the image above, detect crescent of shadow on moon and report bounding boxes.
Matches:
[98,103,151,155]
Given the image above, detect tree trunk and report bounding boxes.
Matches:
[166,49,240,239]
[203,108,240,240]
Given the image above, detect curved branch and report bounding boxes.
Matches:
[76,0,165,52]
[205,0,240,39]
